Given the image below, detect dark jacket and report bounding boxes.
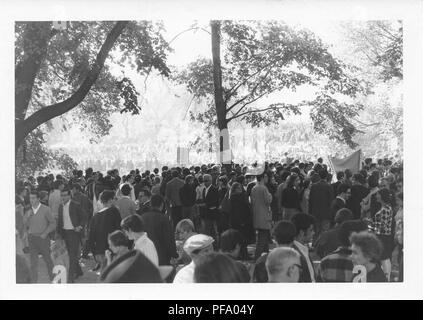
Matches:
[313,227,342,259]
[281,187,301,210]
[330,197,346,222]
[347,184,369,219]
[179,184,197,207]
[140,209,178,265]
[87,206,121,255]
[57,200,85,238]
[72,192,93,224]
[309,180,334,221]
[202,185,220,220]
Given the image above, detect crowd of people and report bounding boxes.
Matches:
[15,156,403,283]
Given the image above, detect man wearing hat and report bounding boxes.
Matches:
[173,234,214,283]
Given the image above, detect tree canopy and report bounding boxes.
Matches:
[174,20,370,148]
[15,21,172,150]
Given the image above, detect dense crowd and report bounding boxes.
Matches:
[15,156,403,283]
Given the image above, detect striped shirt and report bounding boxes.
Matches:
[320,247,354,282]
[134,233,159,266]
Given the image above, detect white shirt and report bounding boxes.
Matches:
[62,201,74,230]
[134,233,159,266]
[204,185,212,198]
[32,203,41,215]
[173,261,195,283]
[294,240,315,282]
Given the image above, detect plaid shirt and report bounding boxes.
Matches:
[373,205,393,235]
[319,247,354,282]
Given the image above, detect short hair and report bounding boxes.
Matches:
[61,188,71,195]
[29,190,40,198]
[319,170,328,180]
[171,170,179,178]
[176,219,195,233]
[353,173,366,185]
[368,175,379,188]
[272,221,297,245]
[72,183,82,192]
[108,230,129,247]
[265,247,300,276]
[317,157,323,163]
[121,215,145,233]
[220,229,244,252]
[53,180,64,190]
[338,220,368,247]
[194,252,249,283]
[150,194,164,208]
[334,208,353,224]
[350,231,383,263]
[121,184,131,196]
[291,213,315,236]
[139,188,152,198]
[185,175,194,184]
[153,168,159,174]
[100,190,115,204]
[337,183,351,195]
[336,171,345,181]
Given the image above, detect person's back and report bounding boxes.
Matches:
[309,180,334,219]
[251,184,272,230]
[320,247,354,282]
[115,197,136,219]
[88,206,121,255]
[314,227,341,259]
[347,184,369,219]
[141,208,177,265]
[165,176,184,207]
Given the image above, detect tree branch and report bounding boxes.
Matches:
[226,67,273,113]
[16,21,129,149]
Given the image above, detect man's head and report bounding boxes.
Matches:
[29,190,40,208]
[61,188,72,204]
[185,175,195,185]
[219,229,245,259]
[256,171,269,184]
[150,194,164,211]
[272,220,297,246]
[318,170,328,181]
[138,189,152,204]
[337,184,351,200]
[100,190,116,207]
[121,184,131,197]
[54,180,65,191]
[183,234,214,262]
[121,215,145,240]
[291,213,315,244]
[203,174,213,188]
[334,208,353,226]
[350,231,383,266]
[338,220,368,247]
[266,247,301,283]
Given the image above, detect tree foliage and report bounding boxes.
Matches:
[174,20,369,148]
[15,21,171,149]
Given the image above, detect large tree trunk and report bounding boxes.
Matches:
[211,20,230,166]
[15,21,129,152]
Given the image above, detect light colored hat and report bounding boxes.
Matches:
[183,234,214,255]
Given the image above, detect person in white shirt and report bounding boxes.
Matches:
[121,215,159,266]
[48,180,65,220]
[173,234,214,284]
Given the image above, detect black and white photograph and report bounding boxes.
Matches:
[2,0,423,301]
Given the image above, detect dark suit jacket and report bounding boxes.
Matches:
[140,209,177,265]
[72,192,93,224]
[202,185,220,220]
[87,206,121,255]
[346,184,370,220]
[309,180,334,221]
[292,242,313,283]
[57,200,84,238]
[330,197,346,222]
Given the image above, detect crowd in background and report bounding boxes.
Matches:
[15,156,403,283]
